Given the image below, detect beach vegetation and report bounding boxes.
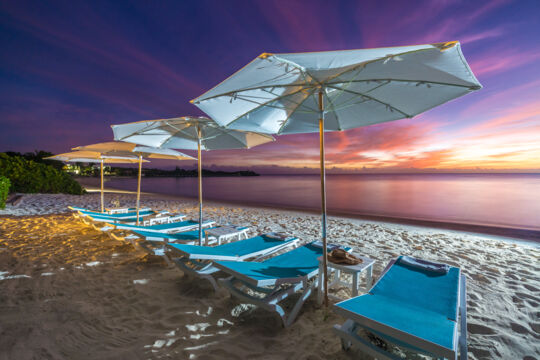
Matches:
[4,150,64,170]
[0,176,10,209]
[0,153,84,195]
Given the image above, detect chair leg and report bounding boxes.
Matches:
[332,321,401,360]
[459,274,468,360]
[317,262,324,305]
[283,280,313,327]
[172,258,220,291]
[340,319,356,351]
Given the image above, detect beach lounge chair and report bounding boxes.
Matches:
[68,206,151,215]
[112,226,249,245]
[83,212,168,230]
[88,212,187,232]
[108,219,216,234]
[215,241,349,327]
[110,226,249,261]
[333,256,467,360]
[77,209,156,221]
[110,227,217,244]
[167,233,299,290]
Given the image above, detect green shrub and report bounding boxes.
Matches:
[0,176,9,209]
[0,153,84,195]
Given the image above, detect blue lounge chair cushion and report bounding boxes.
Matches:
[71,206,140,213]
[215,242,329,285]
[82,210,154,219]
[337,292,456,350]
[133,227,219,241]
[168,234,295,258]
[116,219,209,231]
[335,256,460,351]
[91,215,152,223]
[370,257,459,321]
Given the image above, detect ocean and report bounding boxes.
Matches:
[104,173,540,231]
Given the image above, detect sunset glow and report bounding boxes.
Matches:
[1,0,539,172]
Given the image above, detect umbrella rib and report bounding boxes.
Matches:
[234,94,301,111]
[195,84,309,102]
[159,121,201,148]
[276,88,316,134]
[325,85,412,118]
[271,55,320,85]
[326,78,477,89]
[247,68,305,90]
[225,86,316,128]
[323,47,442,84]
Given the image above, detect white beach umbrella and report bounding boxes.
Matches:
[73,142,195,224]
[111,116,274,244]
[190,41,482,305]
[46,150,147,213]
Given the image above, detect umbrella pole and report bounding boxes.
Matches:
[100,159,104,213]
[318,90,329,307]
[136,155,142,226]
[198,127,203,246]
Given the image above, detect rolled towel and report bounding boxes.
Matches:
[399,256,449,274]
[264,232,295,241]
[311,241,342,251]
[328,249,363,265]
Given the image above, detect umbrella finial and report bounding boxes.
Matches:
[258,52,273,59]
[438,41,458,51]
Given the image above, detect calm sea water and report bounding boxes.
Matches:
[105,174,540,231]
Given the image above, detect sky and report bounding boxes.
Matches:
[1,0,539,173]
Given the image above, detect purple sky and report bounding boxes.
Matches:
[1,0,539,173]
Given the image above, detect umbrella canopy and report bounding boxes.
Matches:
[111,117,274,150]
[73,141,195,161]
[190,41,482,305]
[46,150,143,163]
[191,42,481,134]
[73,141,195,224]
[111,116,274,244]
[46,151,147,213]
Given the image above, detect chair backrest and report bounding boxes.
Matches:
[371,256,460,321]
[122,219,196,230]
[86,210,153,219]
[263,242,322,267]
[215,235,297,255]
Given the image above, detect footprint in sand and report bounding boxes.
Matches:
[510,322,530,334]
[468,323,496,335]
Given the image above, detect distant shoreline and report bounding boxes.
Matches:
[76,177,540,244]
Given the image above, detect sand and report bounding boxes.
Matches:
[0,192,539,359]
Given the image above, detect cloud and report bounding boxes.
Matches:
[469,49,540,77]
[465,101,540,133]
[459,27,506,44]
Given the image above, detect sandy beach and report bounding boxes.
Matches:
[1,191,539,360]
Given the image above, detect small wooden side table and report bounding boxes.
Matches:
[204,226,249,245]
[317,254,375,305]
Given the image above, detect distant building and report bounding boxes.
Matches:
[63,163,80,175]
